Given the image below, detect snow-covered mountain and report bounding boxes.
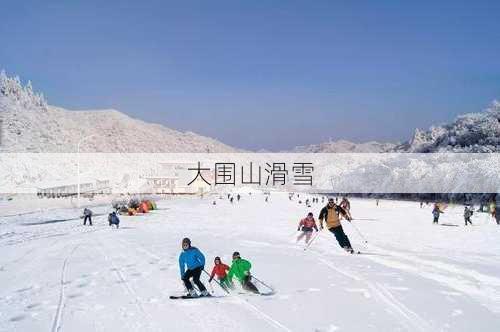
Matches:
[2,70,499,154]
[294,101,500,153]
[0,71,239,153]
[395,101,500,153]
[292,140,395,153]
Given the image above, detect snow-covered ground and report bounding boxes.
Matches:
[1,193,499,331]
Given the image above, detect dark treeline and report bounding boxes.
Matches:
[318,193,498,206]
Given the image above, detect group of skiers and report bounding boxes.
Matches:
[432,202,499,226]
[82,192,500,300]
[81,208,120,228]
[178,237,260,298]
[213,193,243,205]
[295,197,355,253]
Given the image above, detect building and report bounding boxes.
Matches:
[36,178,111,198]
[139,162,212,195]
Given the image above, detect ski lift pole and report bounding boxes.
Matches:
[202,269,230,294]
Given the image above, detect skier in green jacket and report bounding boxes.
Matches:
[227,251,260,294]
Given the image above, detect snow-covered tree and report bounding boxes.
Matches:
[397,101,500,153]
[0,69,47,110]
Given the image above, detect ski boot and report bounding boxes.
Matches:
[186,289,198,298]
[344,246,355,254]
[200,290,211,297]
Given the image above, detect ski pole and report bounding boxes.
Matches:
[303,231,320,251]
[349,221,368,244]
[250,275,274,293]
[207,278,215,293]
[202,269,230,294]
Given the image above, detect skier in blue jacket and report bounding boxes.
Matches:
[178,237,209,297]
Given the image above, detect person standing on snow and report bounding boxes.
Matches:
[464,206,473,226]
[208,256,233,291]
[340,197,351,218]
[432,204,443,224]
[83,208,93,226]
[296,212,319,244]
[178,238,209,297]
[495,195,500,225]
[318,198,354,253]
[227,252,259,294]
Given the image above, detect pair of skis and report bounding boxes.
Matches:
[170,270,274,300]
[169,294,221,300]
[170,291,275,300]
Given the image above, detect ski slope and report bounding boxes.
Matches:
[1,193,499,331]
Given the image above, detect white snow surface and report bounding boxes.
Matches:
[1,193,499,331]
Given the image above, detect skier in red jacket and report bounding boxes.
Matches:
[296,212,319,244]
[208,256,233,291]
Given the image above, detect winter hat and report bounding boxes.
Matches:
[232,251,240,259]
[214,256,221,263]
[307,212,313,217]
[182,237,191,247]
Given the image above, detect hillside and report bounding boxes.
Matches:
[395,101,500,152]
[1,71,499,154]
[295,101,500,153]
[0,71,238,153]
[292,140,395,153]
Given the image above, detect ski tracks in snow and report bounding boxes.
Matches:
[309,249,433,332]
[95,237,159,332]
[232,296,292,332]
[361,244,500,314]
[51,243,81,332]
[367,282,432,332]
[114,237,291,332]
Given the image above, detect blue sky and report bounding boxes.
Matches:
[1,0,499,150]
